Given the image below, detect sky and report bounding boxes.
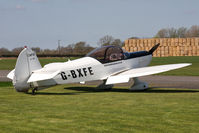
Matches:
[0,0,199,50]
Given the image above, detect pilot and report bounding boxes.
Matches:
[109,53,117,61]
[109,53,123,61]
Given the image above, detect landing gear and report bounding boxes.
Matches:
[130,77,149,91]
[32,88,38,95]
[97,80,114,90]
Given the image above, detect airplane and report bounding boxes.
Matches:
[7,44,191,94]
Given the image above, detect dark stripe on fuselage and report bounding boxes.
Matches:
[124,51,151,60]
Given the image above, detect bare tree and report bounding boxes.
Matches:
[73,41,86,54]
[98,35,124,47]
[32,47,41,53]
[0,48,10,56]
[168,28,178,38]
[98,35,114,46]
[72,42,95,54]
[59,44,74,55]
[155,25,199,38]
[12,47,24,55]
[111,39,122,46]
[177,27,187,38]
[84,45,95,54]
[155,28,169,38]
[186,25,199,37]
[44,49,57,55]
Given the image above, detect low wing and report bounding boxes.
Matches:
[27,70,60,83]
[106,63,191,85]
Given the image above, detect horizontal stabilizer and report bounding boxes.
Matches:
[7,69,15,80]
[27,70,60,83]
[106,63,191,85]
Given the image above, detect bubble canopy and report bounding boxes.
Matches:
[86,45,124,63]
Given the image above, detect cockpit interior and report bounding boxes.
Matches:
[86,46,125,63]
[86,45,151,64]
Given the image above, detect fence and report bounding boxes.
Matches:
[123,38,199,57]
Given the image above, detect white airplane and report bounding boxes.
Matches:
[7,44,191,94]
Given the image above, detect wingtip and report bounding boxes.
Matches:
[184,63,192,66]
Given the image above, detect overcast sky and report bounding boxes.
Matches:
[0,0,199,50]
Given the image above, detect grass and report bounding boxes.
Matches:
[0,57,78,70]
[150,56,199,76]
[0,82,12,87]
[0,56,199,76]
[0,83,199,133]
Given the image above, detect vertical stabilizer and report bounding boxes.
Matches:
[13,47,42,92]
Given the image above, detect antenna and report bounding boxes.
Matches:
[58,40,61,55]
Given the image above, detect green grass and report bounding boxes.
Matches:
[1,83,199,133]
[0,82,12,87]
[0,56,199,76]
[0,58,16,70]
[0,57,78,70]
[150,56,199,76]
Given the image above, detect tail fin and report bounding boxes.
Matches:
[149,43,160,54]
[12,47,42,92]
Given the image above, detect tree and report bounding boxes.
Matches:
[155,28,169,38]
[60,44,74,55]
[98,35,114,46]
[111,39,122,46]
[168,28,178,38]
[186,25,199,37]
[12,47,24,55]
[129,36,139,39]
[98,35,123,47]
[0,48,10,56]
[73,41,86,54]
[155,28,178,38]
[83,45,95,54]
[155,25,199,38]
[32,47,41,53]
[177,27,187,38]
[42,49,57,55]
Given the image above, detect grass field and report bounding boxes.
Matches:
[0,57,78,70]
[149,56,199,76]
[0,82,199,133]
[0,56,199,76]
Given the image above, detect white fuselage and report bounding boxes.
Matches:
[33,55,152,88]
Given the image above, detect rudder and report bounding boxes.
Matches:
[13,47,42,92]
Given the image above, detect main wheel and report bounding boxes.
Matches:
[32,88,37,95]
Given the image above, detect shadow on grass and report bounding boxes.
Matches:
[26,86,199,95]
[64,86,199,93]
[27,92,78,95]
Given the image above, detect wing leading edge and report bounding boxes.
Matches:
[106,63,191,85]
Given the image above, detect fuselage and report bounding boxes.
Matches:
[8,45,160,92]
[33,53,152,88]
[9,44,191,93]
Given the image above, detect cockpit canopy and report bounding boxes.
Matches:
[86,45,124,63]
